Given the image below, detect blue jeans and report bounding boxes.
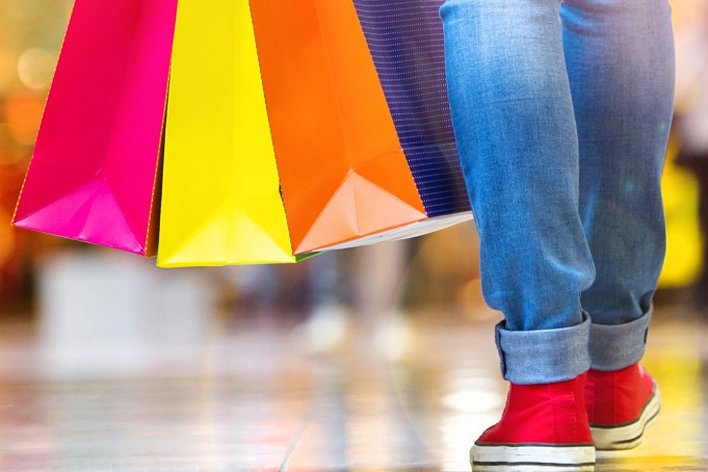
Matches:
[439,0,675,383]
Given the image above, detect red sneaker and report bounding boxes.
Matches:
[584,363,661,450]
[471,373,595,471]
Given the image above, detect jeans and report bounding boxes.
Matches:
[439,0,675,383]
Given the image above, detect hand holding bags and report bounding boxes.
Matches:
[13,0,177,256]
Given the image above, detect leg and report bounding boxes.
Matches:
[439,0,596,384]
[439,1,596,469]
[561,0,675,450]
[561,0,675,370]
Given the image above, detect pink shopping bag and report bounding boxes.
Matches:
[12,0,178,256]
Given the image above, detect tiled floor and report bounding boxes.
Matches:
[0,303,706,471]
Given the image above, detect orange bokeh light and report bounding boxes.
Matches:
[3,92,44,146]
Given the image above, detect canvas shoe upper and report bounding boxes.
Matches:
[584,363,660,450]
[470,373,595,471]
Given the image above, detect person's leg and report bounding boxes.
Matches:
[439,0,596,385]
[439,0,596,468]
[561,0,675,371]
[561,0,675,450]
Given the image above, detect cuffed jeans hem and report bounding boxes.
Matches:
[494,310,591,385]
[588,302,653,371]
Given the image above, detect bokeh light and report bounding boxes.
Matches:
[17,48,56,90]
[3,92,44,146]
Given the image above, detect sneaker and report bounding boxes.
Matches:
[470,373,596,471]
[584,363,661,450]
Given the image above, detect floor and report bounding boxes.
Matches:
[0,302,706,471]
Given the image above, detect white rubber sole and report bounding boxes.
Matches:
[590,388,661,451]
[470,443,596,471]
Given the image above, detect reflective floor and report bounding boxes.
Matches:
[0,302,706,471]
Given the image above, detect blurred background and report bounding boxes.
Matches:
[2,0,707,349]
[0,0,488,367]
[0,1,707,471]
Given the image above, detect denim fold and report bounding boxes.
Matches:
[495,310,591,384]
[588,303,653,371]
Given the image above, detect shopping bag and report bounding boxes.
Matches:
[156,0,309,267]
[12,0,177,256]
[249,0,472,256]
[352,0,471,218]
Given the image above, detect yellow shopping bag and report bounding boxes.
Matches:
[157,0,314,267]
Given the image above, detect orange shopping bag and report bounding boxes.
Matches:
[249,0,472,256]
